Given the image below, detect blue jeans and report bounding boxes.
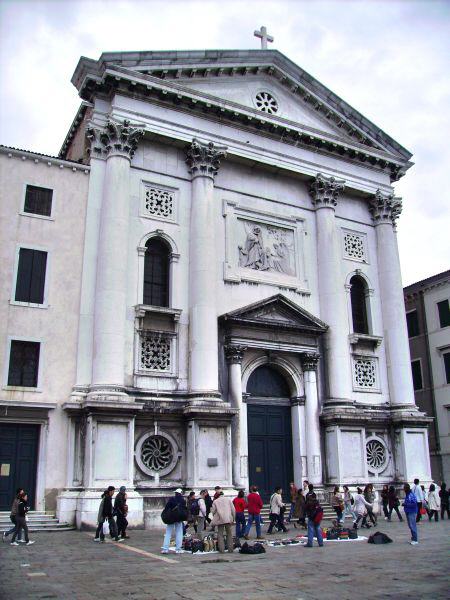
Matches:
[235,512,246,537]
[244,513,261,538]
[163,521,183,551]
[406,512,418,542]
[307,519,323,546]
[288,502,295,521]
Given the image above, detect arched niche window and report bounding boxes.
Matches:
[350,275,369,334]
[143,238,170,307]
[247,365,290,397]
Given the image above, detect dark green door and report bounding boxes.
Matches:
[247,404,293,503]
[0,424,39,510]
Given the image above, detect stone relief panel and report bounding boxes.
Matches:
[238,220,295,275]
[223,199,309,295]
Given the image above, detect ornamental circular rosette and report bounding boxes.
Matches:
[135,431,180,477]
[254,91,279,114]
[365,437,388,474]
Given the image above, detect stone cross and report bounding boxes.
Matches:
[254,26,274,49]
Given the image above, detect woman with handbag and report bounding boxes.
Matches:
[342,485,357,523]
[293,488,307,529]
[387,485,403,522]
[10,492,35,546]
[161,488,187,554]
[354,487,373,530]
[381,484,390,520]
[94,486,123,543]
[267,486,288,534]
[331,486,344,525]
[364,484,377,526]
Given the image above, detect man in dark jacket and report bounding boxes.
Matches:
[94,486,123,543]
[10,492,34,546]
[2,488,23,542]
[161,489,187,553]
[304,492,324,548]
[114,486,129,539]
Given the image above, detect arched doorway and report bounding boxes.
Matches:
[246,365,293,502]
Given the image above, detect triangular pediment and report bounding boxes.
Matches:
[220,294,328,333]
[73,49,411,160]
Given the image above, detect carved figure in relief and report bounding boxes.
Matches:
[238,222,294,275]
[238,226,265,269]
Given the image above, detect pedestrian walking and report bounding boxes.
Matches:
[287,482,298,522]
[427,484,440,522]
[2,488,23,543]
[412,478,425,522]
[185,491,200,534]
[302,480,309,496]
[243,485,264,540]
[381,484,390,520]
[211,491,235,553]
[94,486,123,543]
[197,490,208,533]
[10,492,34,546]
[331,485,344,525]
[364,484,377,526]
[209,486,222,531]
[342,485,357,523]
[439,482,449,519]
[204,490,213,527]
[293,488,307,529]
[387,485,403,522]
[353,487,372,529]
[403,483,419,545]
[161,489,187,554]
[304,492,324,548]
[267,486,288,534]
[233,490,247,538]
[305,483,315,502]
[114,486,129,539]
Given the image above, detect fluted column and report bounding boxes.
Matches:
[88,119,144,391]
[310,174,352,403]
[369,191,415,406]
[301,353,323,486]
[186,139,227,393]
[225,344,248,488]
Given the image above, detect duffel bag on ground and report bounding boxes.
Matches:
[368,531,393,544]
[326,528,340,540]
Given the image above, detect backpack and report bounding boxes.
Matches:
[190,499,200,516]
[313,504,324,524]
[368,531,393,544]
[161,501,188,524]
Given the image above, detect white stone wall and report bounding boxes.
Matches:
[0,150,89,510]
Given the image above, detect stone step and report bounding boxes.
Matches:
[0,511,74,533]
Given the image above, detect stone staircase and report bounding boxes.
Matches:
[259,500,337,522]
[0,511,75,533]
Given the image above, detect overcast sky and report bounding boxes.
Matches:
[1,0,449,286]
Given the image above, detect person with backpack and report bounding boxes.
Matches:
[403,483,419,545]
[2,488,23,543]
[331,485,344,525]
[114,486,129,540]
[342,485,357,523]
[233,489,247,538]
[267,486,288,534]
[439,482,449,519]
[243,485,264,540]
[161,489,187,554]
[387,485,403,522]
[10,492,34,546]
[94,486,123,543]
[211,491,236,553]
[304,492,323,547]
[427,484,440,522]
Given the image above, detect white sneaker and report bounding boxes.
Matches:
[18,540,26,543]
[175,549,183,554]
[10,542,19,546]
[384,517,388,521]
[93,538,101,542]
[26,541,35,545]
[115,538,124,543]
[161,549,169,554]
[410,541,418,545]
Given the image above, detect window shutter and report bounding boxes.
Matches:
[15,248,34,302]
[30,250,47,304]
[7,341,40,387]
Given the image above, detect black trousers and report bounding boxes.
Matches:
[388,506,403,521]
[428,509,439,522]
[267,513,287,533]
[416,502,423,522]
[117,513,128,537]
[95,517,118,540]
[11,516,29,543]
[440,505,450,519]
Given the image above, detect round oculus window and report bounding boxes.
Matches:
[255,91,278,114]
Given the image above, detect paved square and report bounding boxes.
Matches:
[1,519,449,599]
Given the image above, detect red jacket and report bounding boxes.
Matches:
[247,492,263,515]
[233,497,248,513]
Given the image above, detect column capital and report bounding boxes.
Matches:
[225,344,247,364]
[369,190,402,227]
[301,352,320,371]
[185,138,227,179]
[309,173,345,208]
[86,119,144,160]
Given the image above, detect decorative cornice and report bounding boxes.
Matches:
[86,119,144,160]
[224,344,247,364]
[185,138,227,179]
[309,173,345,208]
[301,352,320,371]
[369,190,402,227]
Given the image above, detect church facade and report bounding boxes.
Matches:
[0,49,432,528]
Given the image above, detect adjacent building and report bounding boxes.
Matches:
[0,48,432,529]
[404,271,450,483]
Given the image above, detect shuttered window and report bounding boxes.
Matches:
[24,185,53,217]
[7,341,40,387]
[143,239,170,307]
[15,248,47,304]
[437,300,450,328]
[350,275,369,334]
[411,360,423,391]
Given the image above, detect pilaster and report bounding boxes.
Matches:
[225,344,248,488]
[301,352,323,486]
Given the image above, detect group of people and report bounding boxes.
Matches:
[93,485,129,543]
[2,487,35,546]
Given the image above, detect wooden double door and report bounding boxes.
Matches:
[247,404,293,503]
[0,424,39,510]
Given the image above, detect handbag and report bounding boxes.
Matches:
[419,507,427,515]
[102,520,110,535]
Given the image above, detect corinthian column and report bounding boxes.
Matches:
[369,191,415,406]
[225,344,248,488]
[186,139,227,393]
[309,174,352,403]
[88,119,144,392]
[301,353,323,486]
